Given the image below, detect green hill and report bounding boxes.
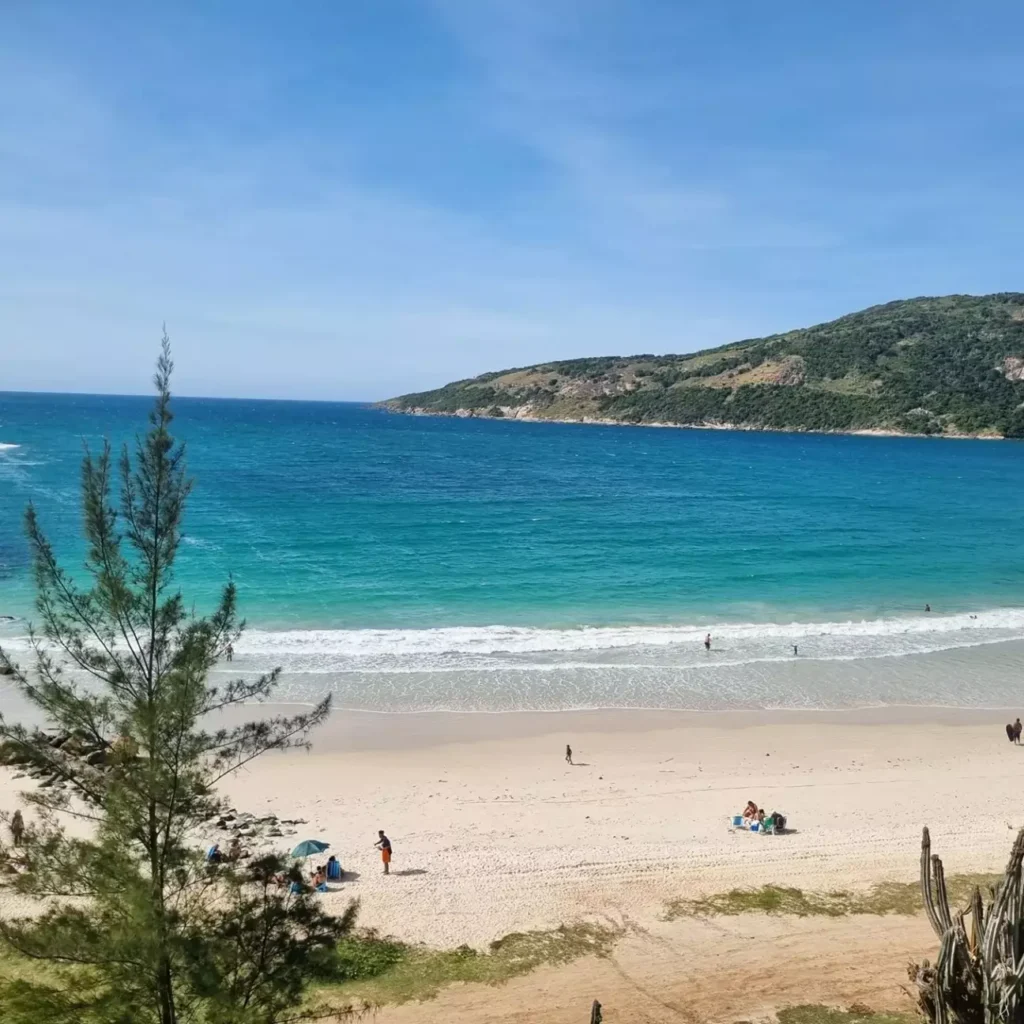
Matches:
[384,293,1024,437]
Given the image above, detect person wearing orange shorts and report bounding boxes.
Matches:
[375,830,392,874]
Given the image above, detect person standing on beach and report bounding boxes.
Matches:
[9,809,24,847]
[375,830,392,875]
[1015,719,1022,744]
[704,633,711,651]
[565,744,573,765]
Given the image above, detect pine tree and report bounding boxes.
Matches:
[0,338,351,1023]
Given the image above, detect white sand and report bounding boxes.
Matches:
[2,706,1021,949]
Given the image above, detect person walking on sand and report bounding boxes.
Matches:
[1015,718,1022,744]
[704,633,711,651]
[9,809,24,847]
[565,744,573,765]
[375,830,392,875]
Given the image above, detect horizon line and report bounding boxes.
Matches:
[0,388,382,406]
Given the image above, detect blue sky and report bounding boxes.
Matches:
[3,1,1024,400]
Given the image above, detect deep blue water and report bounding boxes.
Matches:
[2,392,1024,711]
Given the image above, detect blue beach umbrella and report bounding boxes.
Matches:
[291,839,330,859]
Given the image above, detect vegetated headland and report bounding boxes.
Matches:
[383,293,1024,438]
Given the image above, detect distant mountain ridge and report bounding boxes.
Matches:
[383,293,1024,437]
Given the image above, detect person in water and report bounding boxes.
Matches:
[792,644,798,656]
[704,633,711,651]
[925,604,931,613]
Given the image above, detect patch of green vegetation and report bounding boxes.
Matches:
[385,292,1024,436]
[1,922,619,1012]
[329,932,408,982]
[774,1004,917,1024]
[811,373,881,396]
[316,922,620,1007]
[666,875,1001,920]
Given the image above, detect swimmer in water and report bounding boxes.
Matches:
[704,633,711,651]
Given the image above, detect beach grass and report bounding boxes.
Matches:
[316,921,621,1007]
[666,874,1001,920]
[773,1005,917,1024]
[2,873,991,1011]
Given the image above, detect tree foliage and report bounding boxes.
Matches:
[0,338,348,1023]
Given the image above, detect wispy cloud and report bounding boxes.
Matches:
[2,2,1024,398]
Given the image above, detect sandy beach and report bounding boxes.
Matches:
[4,705,1022,945]
[3,704,1022,1019]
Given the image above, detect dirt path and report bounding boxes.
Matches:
[371,913,933,1023]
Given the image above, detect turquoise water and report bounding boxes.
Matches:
[2,392,1024,711]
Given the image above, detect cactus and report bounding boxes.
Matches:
[910,826,1024,1024]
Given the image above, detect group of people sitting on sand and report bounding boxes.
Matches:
[739,800,787,834]
[310,856,341,890]
[206,841,340,893]
[270,855,340,893]
[207,837,247,865]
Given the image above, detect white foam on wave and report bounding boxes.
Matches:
[5,608,1024,712]
[0,442,21,451]
[239,608,1024,658]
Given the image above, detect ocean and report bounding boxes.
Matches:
[2,392,1024,712]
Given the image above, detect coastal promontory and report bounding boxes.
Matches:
[383,293,1024,437]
